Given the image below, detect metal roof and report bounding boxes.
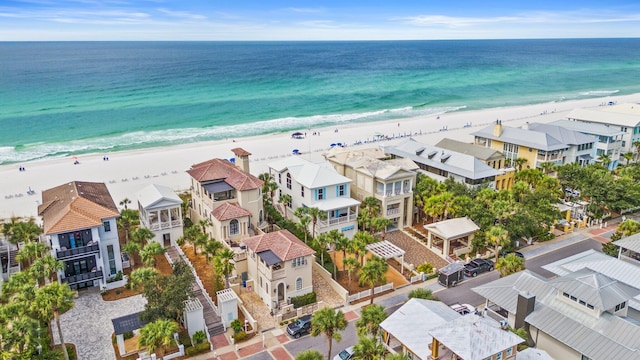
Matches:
[384,139,501,181]
[439,262,465,276]
[549,119,625,137]
[472,270,554,314]
[516,348,554,360]
[137,183,183,209]
[379,299,460,360]
[425,217,480,240]
[613,233,640,253]
[313,196,361,211]
[436,138,505,162]
[268,156,352,189]
[472,124,568,152]
[111,312,147,335]
[429,314,524,360]
[257,250,282,266]
[203,181,235,194]
[528,123,596,146]
[567,105,640,128]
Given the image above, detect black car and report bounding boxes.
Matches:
[499,250,525,259]
[286,314,312,338]
[464,259,494,277]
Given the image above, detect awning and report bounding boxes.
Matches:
[203,181,234,194]
[112,312,147,335]
[258,250,282,266]
[579,154,593,160]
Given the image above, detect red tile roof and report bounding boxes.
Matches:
[231,148,252,157]
[38,181,119,235]
[242,230,315,261]
[187,158,263,191]
[211,202,252,221]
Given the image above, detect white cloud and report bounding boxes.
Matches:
[157,8,206,20]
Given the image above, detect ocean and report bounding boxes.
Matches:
[1,39,640,165]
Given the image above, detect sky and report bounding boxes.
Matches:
[1,0,640,41]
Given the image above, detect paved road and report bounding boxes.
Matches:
[283,321,357,359]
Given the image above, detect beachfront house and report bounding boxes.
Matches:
[472,269,640,360]
[38,181,123,290]
[435,138,515,190]
[268,156,360,239]
[567,103,640,160]
[242,230,315,311]
[472,120,596,170]
[136,184,183,247]
[549,119,625,170]
[383,138,502,189]
[187,148,264,250]
[324,147,418,230]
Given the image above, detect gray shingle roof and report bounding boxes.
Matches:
[384,139,501,180]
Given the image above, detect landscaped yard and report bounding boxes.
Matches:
[180,243,220,302]
[102,253,173,301]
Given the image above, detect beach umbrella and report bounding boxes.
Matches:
[292,149,300,154]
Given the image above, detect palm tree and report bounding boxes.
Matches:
[633,140,640,161]
[197,219,212,236]
[351,231,375,267]
[204,239,223,264]
[313,232,330,267]
[122,241,142,268]
[193,232,209,256]
[332,231,350,272]
[130,227,154,245]
[358,255,388,305]
[295,349,324,360]
[32,282,75,360]
[214,248,235,288]
[486,225,509,261]
[140,242,166,268]
[294,207,312,243]
[371,217,393,239]
[278,194,293,218]
[9,218,42,249]
[29,255,64,284]
[352,335,386,360]
[130,267,159,289]
[138,319,179,359]
[495,253,525,277]
[310,307,348,360]
[598,153,612,169]
[514,157,528,171]
[343,257,360,293]
[407,288,436,300]
[306,207,327,239]
[538,161,556,174]
[359,196,380,233]
[623,152,634,166]
[386,353,410,360]
[355,304,388,337]
[119,198,132,210]
[610,218,640,241]
[258,172,278,211]
[118,209,139,242]
[16,240,47,268]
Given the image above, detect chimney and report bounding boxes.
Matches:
[493,119,503,137]
[522,122,529,130]
[231,148,252,174]
[514,292,535,329]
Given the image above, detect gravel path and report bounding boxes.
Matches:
[385,230,449,270]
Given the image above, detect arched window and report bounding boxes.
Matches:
[230,219,239,235]
[286,173,292,189]
[296,277,303,291]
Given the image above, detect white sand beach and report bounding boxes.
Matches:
[2,93,640,221]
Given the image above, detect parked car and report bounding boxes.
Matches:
[499,250,525,259]
[438,262,465,287]
[464,258,494,277]
[450,303,477,315]
[333,346,355,360]
[286,314,312,338]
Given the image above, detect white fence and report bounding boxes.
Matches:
[410,273,423,284]
[176,246,220,316]
[347,282,393,304]
[312,262,349,302]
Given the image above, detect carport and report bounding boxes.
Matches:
[366,240,406,273]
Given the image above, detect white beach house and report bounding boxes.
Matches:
[136,183,183,247]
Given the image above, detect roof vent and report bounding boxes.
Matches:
[441,154,451,162]
[415,147,426,155]
[427,151,438,158]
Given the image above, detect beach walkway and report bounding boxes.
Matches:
[165,246,225,337]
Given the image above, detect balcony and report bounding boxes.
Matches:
[318,213,357,228]
[149,219,182,231]
[376,189,411,198]
[56,243,100,260]
[62,269,103,285]
[260,263,286,280]
[386,208,400,216]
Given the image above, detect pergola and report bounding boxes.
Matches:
[366,240,406,273]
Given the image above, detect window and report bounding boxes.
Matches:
[230,219,239,235]
[107,245,117,275]
[506,347,513,356]
[496,351,503,360]
[292,256,306,267]
[286,173,292,189]
[301,187,305,197]
[278,173,282,184]
[317,188,325,200]
[296,277,302,290]
[615,302,627,311]
[338,184,346,196]
[103,221,111,232]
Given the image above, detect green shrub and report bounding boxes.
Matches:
[291,292,316,308]
[185,342,210,356]
[230,319,243,333]
[178,331,192,347]
[123,331,134,340]
[416,262,434,274]
[192,330,207,345]
[232,331,247,343]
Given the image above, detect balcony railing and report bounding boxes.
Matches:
[386,208,400,216]
[62,269,103,285]
[318,213,357,228]
[376,189,411,197]
[149,219,182,231]
[56,243,100,260]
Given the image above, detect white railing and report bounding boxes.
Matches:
[410,273,423,284]
[386,208,400,216]
[319,214,356,227]
[347,289,372,304]
[374,282,394,294]
[176,246,220,316]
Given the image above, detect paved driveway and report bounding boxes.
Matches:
[56,288,146,359]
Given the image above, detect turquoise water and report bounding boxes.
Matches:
[1,39,640,164]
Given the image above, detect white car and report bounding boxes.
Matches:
[450,303,477,315]
[333,346,355,360]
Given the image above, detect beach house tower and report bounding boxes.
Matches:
[136,184,183,247]
[268,156,360,239]
[324,146,418,230]
[38,181,123,290]
[187,148,264,250]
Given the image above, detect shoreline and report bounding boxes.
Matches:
[2,93,639,220]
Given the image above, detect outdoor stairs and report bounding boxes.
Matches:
[194,288,225,337]
[165,246,225,337]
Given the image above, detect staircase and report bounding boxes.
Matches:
[165,246,225,337]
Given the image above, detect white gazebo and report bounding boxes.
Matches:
[366,240,406,273]
[424,217,479,259]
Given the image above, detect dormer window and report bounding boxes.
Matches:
[615,302,626,311]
